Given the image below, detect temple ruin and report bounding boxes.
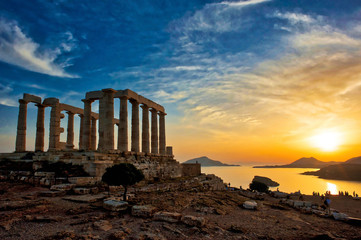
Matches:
[1,88,201,180]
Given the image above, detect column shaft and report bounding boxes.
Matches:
[35,104,45,151]
[91,117,97,150]
[141,105,149,153]
[131,100,140,152]
[151,109,158,154]
[78,114,84,149]
[82,99,92,150]
[49,100,61,151]
[66,112,75,149]
[98,89,116,150]
[118,97,128,151]
[159,112,166,155]
[15,100,28,152]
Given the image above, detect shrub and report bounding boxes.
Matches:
[102,163,144,201]
[249,181,269,193]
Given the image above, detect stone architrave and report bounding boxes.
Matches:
[35,104,45,152]
[130,99,140,152]
[82,99,93,150]
[118,96,128,152]
[91,117,97,150]
[66,111,75,149]
[141,105,150,153]
[15,99,28,152]
[48,99,61,151]
[78,114,84,150]
[159,112,166,155]
[98,89,116,150]
[150,109,158,154]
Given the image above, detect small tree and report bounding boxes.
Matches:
[102,163,144,201]
[249,181,269,193]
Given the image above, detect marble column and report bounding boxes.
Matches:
[159,112,166,155]
[150,109,158,154]
[118,96,128,152]
[48,100,61,151]
[66,111,74,149]
[82,99,93,150]
[98,89,116,150]
[141,104,149,153]
[131,99,140,152]
[91,117,97,150]
[35,104,45,152]
[15,99,28,152]
[78,114,84,149]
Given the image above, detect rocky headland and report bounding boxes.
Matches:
[253,157,339,169]
[183,156,240,167]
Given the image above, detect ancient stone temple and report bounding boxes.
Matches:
[3,88,190,180]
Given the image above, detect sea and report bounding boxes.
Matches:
[201,165,361,195]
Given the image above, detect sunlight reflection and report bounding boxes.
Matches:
[327,182,338,195]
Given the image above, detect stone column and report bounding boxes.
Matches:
[141,104,149,153]
[118,96,128,152]
[150,109,158,154]
[35,104,45,152]
[66,111,74,149]
[91,117,97,150]
[15,99,28,152]
[82,99,93,150]
[130,99,140,152]
[78,114,84,149]
[159,112,166,155]
[48,99,61,151]
[98,89,116,150]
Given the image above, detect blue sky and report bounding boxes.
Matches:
[1,0,361,163]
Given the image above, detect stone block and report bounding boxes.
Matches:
[38,190,66,197]
[103,199,129,211]
[35,172,55,178]
[154,212,182,223]
[73,188,91,195]
[243,201,257,210]
[181,215,206,227]
[68,177,101,186]
[50,184,76,191]
[293,201,304,208]
[131,205,156,218]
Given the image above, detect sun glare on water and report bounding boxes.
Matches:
[310,130,342,152]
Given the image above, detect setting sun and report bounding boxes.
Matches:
[310,130,342,152]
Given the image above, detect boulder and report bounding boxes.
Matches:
[103,199,129,211]
[243,200,257,210]
[154,212,182,223]
[132,205,156,218]
[332,212,349,221]
[182,215,206,227]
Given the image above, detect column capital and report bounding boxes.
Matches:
[78,113,84,118]
[129,98,139,104]
[81,99,94,103]
[158,111,167,116]
[35,103,45,108]
[140,104,149,110]
[150,108,158,113]
[66,111,75,116]
[119,95,129,100]
[19,99,28,104]
[102,88,117,93]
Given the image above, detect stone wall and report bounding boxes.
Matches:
[181,163,201,177]
[32,151,182,180]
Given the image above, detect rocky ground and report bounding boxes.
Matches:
[0,181,360,240]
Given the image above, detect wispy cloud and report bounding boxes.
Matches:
[0,19,79,78]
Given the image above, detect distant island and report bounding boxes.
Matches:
[302,156,361,181]
[183,156,240,167]
[253,157,338,168]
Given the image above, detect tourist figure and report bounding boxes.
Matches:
[324,197,331,214]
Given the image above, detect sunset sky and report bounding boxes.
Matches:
[1,0,361,164]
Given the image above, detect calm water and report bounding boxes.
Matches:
[202,166,361,195]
